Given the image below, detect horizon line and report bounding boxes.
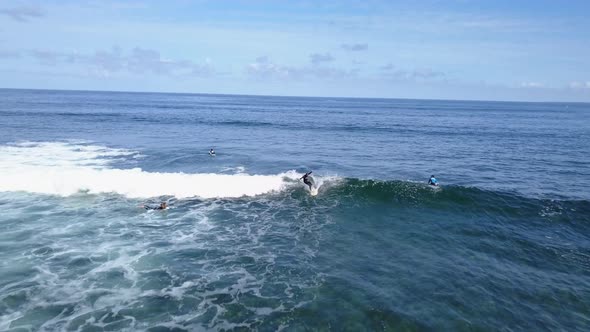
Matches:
[0,87,588,105]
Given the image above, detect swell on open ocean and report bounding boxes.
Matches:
[0,89,589,331]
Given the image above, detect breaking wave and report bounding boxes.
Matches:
[0,142,302,199]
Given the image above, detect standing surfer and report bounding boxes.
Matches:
[301,171,315,190]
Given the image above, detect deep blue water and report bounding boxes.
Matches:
[0,89,589,331]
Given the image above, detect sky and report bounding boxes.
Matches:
[0,0,589,102]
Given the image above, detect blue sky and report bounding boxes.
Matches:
[1,0,589,101]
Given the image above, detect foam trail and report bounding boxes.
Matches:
[0,142,299,199]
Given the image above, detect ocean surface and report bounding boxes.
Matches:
[0,88,589,331]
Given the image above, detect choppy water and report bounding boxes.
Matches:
[0,89,589,331]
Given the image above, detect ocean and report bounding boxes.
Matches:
[0,88,589,331]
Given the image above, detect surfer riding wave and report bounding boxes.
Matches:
[301,171,315,190]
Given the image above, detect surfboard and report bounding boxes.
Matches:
[428,184,441,191]
[310,187,318,196]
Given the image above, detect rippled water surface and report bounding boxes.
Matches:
[0,89,589,331]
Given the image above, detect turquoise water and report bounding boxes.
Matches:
[0,89,589,331]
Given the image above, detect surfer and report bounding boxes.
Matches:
[301,171,314,190]
[428,175,439,186]
[144,202,167,210]
[209,148,215,156]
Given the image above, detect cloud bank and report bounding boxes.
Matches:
[247,56,355,81]
[23,47,213,77]
[380,63,446,81]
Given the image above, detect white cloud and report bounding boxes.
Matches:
[25,47,213,77]
[568,81,590,89]
[0,5,45,22]
[254,56,270,64]
[309,53,335,65]
[247,56,355,81]
[520,82,544,88]
[341,43,368,51]
[380,63,445,81]
[379,63,394,71]
[0,50,21,58]
[29,49,63,66]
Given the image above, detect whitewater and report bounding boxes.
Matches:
[0,142,305,199]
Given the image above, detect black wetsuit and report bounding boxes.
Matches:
[145,205,165,210]
[302,172,314,189]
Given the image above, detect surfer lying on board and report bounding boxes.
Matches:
[428,175,439,186]
[144,202,167,210]
[209,148,215,156]
[301,171,314,190]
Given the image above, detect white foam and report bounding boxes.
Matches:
[0,142,300,199]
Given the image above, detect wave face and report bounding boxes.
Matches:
[0,142,301,198]
[330,178,590,223]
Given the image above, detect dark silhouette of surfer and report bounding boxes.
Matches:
[143,202,167,210]
[301,171,314,190]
